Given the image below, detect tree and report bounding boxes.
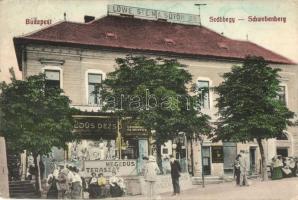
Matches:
[101,55,211,169]
[0,69,76,194]
[214,56,295,180]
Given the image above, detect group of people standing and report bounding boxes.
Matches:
[47,165,126,199]
[143,155,181,200]
[271,155,297,180]
[46,155,182,200]
[233,151,249,186]
[47,165,84,199]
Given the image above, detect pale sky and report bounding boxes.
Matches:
[0,0,297,82]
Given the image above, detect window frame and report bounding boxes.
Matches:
[85,69,106,106]
[197,78,212,110]
[42,66,63,89]
[277,84,288,106]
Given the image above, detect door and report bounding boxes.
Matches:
[249,147,256,174]
[202,146,211,175]
[223,142,237,175]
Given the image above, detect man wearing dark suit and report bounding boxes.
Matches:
[170,155,181,195]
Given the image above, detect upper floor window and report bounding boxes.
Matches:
[198,80,210,109]
[45,70,60,89]
[277,86,286,104]
[88,73,102,105]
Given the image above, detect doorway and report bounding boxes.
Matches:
[202,146,211,175]
[223,142,237,175]
[249,147,256,174]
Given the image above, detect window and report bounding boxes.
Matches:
[45,70,60,89]
[276,132,288,140]
[212,146,224,163]
[198,80,210,109]
[276,148,288,157]
[277,86,286,104]
[88,73,102,105]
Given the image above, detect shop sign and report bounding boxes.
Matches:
[73,115,149,137]
[73,116,119,135]
[107,4,200,25]
[84,160,137,177]
[123,124,149,137]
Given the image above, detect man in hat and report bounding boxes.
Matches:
[169,155,181,195]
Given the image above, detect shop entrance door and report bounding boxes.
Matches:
[202,146,211,175]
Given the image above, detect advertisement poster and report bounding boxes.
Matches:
[0,0,297,199]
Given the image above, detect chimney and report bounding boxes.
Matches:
[84,15,95,23]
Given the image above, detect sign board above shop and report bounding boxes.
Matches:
[107,4,200,25]
[73,115,149,138]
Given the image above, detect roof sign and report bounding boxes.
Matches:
[107,4,200,25]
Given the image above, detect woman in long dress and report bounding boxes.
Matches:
[71,167,83,199]
[109,172,123,197]
[271,156,283,180]
[46,174,58,199]
[88,172,99,199]
[144,155,160,200]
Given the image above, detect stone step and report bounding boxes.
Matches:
[10,192,39,199]
[192,179,224,185]
[192,176,222,180]
[192,176,225,185]
[9,187,36,193]
[9,180,38,199]
[9,180,32,185]
[248,174,259,179]
[9,182,35,187]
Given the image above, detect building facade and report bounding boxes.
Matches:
[13,5,298,181]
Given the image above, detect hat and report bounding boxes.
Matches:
[148,155,156,162]
[61,168,69,175]
[142,156,149,160]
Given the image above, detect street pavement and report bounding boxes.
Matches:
[106,177,298,200]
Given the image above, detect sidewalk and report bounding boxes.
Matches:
[104,177,298,200]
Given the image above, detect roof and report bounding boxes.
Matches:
[14,15,295,70]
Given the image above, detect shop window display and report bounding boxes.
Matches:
[69,138,139,161]
[69,139,116,162]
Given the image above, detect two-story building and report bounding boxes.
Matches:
[13,4,298,190]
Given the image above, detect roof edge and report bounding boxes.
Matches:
[14,38,296,71]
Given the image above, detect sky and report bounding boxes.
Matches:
[0,0,297,82]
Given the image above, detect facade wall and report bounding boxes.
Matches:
[24,44,298,177]
[0,137,9,198]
